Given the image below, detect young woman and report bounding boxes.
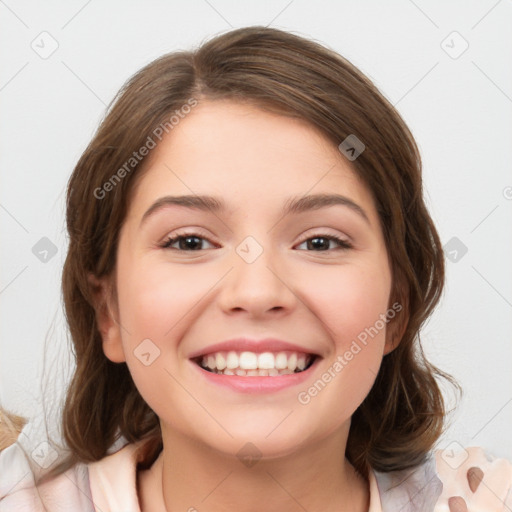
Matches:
[1,26,511,512]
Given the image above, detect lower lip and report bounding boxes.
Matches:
[190,357,320,393]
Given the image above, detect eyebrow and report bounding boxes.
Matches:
[140,193,370,226]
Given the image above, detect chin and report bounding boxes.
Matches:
[218,421,313,458]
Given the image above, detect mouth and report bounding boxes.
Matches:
[191,350,318,377]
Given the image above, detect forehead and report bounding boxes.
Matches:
[157,99,343,168]
[128,100,378,224]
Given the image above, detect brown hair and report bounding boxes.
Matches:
[43,25,459,482]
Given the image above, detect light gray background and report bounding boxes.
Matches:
[1,0,511,460]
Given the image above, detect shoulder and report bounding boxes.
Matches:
[0,440,93,512]
[1,426,153,512]
[87,437,152,512]
[372,445,512,512]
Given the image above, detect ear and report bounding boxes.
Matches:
[383,306,408,355]
[383,275,409,355]
[88,273,126,363]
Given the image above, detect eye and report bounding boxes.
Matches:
[160,232,216,251]
[295,234,352,251]
[159,231,352,252]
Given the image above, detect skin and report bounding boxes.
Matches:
[93,100,400,511]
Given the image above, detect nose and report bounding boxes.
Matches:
[217,240,297,318]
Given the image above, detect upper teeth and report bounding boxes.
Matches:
[200,351,311,372]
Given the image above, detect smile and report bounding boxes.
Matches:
[193,350,316,377]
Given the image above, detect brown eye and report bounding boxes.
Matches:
[161,233,215,251]
[296,234,352,251]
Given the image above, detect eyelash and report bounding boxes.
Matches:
[159,231,353,252]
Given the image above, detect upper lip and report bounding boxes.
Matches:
[188,337,321,359]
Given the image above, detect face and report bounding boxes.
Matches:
[98,100,396,458]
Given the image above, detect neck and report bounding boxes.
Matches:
[140,423,369,512]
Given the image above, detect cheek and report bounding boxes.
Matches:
[116,255,211,340]
[296,265,391,426]
[114,256,208,411]
[305,260,392,348]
